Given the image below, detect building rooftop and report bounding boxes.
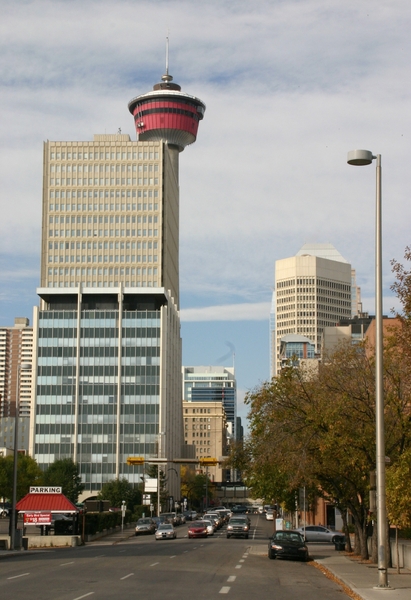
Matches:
[296,243,348,264]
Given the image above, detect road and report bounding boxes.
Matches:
[0,514,350,600]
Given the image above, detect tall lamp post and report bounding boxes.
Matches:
[347,150,388,588]
[10,362,31,551]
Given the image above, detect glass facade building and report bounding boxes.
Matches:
[31,289,182,493]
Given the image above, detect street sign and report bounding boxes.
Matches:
[143,494,151,506]
[144,478,157,492]
[127,456,145,465]
[24,511,52,525]
[199,457,218,466]
[29,486,62,494]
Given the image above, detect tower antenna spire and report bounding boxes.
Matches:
[166,30,169,76]
[162,30,173,84]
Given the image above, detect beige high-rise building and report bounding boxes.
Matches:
[183,401,228,483]
[41,135,179,301]
[0,317,33,418]
[271,244,354,376]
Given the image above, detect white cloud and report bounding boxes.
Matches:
[1,0,410,397]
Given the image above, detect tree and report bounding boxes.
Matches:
[97,478,141,511]
[0,455,43,501]
[42,458,84,503]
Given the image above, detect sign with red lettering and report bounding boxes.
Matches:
[24,511,52,525]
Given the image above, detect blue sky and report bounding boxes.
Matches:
[1,0,411,426]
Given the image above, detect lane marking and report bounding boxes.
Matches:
[227,576,236,582]
[120,573,134,580]
[239,559,244,563]
[60,562,75,566]
[170,555,176,558]
[219,587,231,594]
[150,562,159,566]
[183,550,188,553]
[8,573,30,580]
[235,564,242,569]
[73,594,94,600]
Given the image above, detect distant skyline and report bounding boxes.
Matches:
[1,1,410,427]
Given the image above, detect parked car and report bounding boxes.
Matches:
[155,523,177,540]
[135,518,156,536]
[0,502,11,518]
[188,520,208,539]
[226,517,249,539]
[296,525,343,543]
[268,530,309,561]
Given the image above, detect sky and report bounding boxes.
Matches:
[1,0,411,428]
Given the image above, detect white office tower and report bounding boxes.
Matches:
[271,243,356,377]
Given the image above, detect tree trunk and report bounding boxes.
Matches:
[341,510,352,553]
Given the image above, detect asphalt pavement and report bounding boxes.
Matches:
[1,517,410,600]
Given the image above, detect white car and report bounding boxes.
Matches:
[201,519,215,536]
[266,509,274,521]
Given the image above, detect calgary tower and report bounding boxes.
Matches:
[128,48,206,176]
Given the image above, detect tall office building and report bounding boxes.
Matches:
[271,243,356,377]
[182,366,236,438]
[0,318,34,418]
[30,69,205,497]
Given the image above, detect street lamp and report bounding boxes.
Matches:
[347,150,388,588]
[10,362,31,551]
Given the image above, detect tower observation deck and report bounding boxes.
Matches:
[128,71,206,152]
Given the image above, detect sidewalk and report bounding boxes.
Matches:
[309,545,411,600]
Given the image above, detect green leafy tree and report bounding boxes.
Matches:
[0,455,43,501]
[42,458,84,503]
[97,477,141,511]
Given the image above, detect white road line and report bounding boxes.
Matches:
[8,573,30,580]
[183,550,188,553]
[227,576,236,582]
[170,555,176,558]
[235,564,242,569]
[239,559,244,563]
[219,587,231,594]
[120,573,134,580]
[72,594,94,600]
[60,562,75,566]
[150,562,159,566]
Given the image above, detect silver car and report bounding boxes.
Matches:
[135,518,156,536]
[155,523,177,540]
[296,525,343,543]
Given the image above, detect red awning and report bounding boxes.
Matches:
[16,493,78,513]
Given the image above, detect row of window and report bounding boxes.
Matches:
[50,164,159,172]
[49,215,158,224]
[48,229,159,238]
[46,281,158,288]
[48,255,158,266]
[50,151,159,160]
[50,178,159,186]
[50,189,158,201]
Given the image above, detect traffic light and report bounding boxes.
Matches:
[199,457,218,466]
[127,456,145,465]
